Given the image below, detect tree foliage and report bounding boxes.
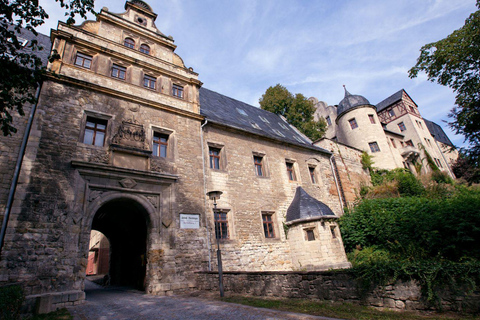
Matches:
[408,1,480,164]
[259,84,327,141]
[1,0,95,136]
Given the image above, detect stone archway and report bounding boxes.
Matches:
[90,197,151,290]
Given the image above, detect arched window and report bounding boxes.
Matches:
[140,44,150,55]
[124,38,135,49]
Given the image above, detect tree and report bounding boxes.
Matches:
[408,1,480,164]
[1,0,95,136]
[259,84,327,141]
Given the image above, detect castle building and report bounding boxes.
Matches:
[313,88,457,179]
[0,1,352,312]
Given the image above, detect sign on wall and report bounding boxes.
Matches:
[180,214,200,229]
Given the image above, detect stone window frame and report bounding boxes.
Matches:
[325,115,332,126]
[390,138,397,148]
[285,159,297,181]
[304,227,317,242]
[369,141,380,153]
[74,52,93,69]
[368,114,376,124]
[416,120,424,129]
[252,152,268,178]
[261,211,278,240]
[348,118,358,130]
[207,142,227,171]
[398,122,406,132]
[405,140,414,147]
[111,64,127,80]
[139,43,150,55]
[172,83,184,99]
[79,111,113,149]
[213,208,234,241]
[150,126,175,161]
[308,165,318,184]
[124,37,135,49]
[330,225,337,239]
[143,74,156,90]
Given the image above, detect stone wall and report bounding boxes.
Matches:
[196,271,480,313]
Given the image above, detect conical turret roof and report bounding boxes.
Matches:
[337,86,375,119]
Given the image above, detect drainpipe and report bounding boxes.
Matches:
[0,83,42,256]
[200,119,212,271]
[329,154,344,212]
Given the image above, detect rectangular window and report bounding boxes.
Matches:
[369,141,380,153]
[368,114,375,124]
[74,52,92,69]
[286,162,296,181]
[209,147,221,169]
[309,166,317,184]
[153,132,168,157]
[84,116,107,147]
[325,116,332,126]
[254,155,264,176]
[144,75,156,90]
[390,138,396,148]
[111,64,126,80]
[214,211,229,239]
[349,118,358,129]
[398,122,406,132]
[406,140,414,147]
[410,106,416,114]
[416,120,424,129]
[400,141,405,147]
[437,159,443,168]
[388,109,395,117]
[262,213,275,238]
[306,229,315,241]
[172,84,184,98]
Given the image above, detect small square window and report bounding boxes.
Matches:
[410,106,416,114]
[144,75,156,90]
[325,116,332,126]
[306,229,315,241]
[214,211,229,239]
[388,109,395,117]
[209,147,221,170]
[254,155,264,176]
[262,213,275,238]
[74,52,92,69]
[153,132,169,157]
[368,114,375,124]
[369,141,380,153]
[349,118,358,129]
[406,140,414,147]
[173,84,184,99]
[286,162,296,181]
[309,166,317,184]
[83,116,107,147]
[112,64,126,80]
[398,122,406,132]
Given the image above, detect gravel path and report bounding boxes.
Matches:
[67,281,343,320]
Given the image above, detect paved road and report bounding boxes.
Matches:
[68,281,343,320]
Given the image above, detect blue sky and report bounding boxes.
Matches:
[37,0,477,148]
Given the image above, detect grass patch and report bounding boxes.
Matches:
[222,296,478,320]
[27,308,72,320]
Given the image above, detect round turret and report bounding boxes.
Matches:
[337,86,375,120]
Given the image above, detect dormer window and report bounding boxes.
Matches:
[140,44,150,55]
[124,38,135,49]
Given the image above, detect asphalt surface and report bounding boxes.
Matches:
[67,280,344,320]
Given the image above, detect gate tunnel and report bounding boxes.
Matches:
[91,198,149,290]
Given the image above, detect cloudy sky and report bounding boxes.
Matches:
[37,0,477,148]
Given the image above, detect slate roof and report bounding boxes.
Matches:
[286,187,336,223]
[8,26,52,68]
[199,87,331,154]
[375,89,403,112]
[337,87,374,118]
[424,119,454,147]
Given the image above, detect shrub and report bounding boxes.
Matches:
[0,285,24,320]
[395,170,425,196]
[431,170,454,184]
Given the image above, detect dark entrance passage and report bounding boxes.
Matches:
[91,198,148,290]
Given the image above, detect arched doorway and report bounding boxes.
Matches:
[91,198,149,290]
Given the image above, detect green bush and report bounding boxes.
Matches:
[431,170,454,184]
[395,171,425,196]
[0,285,24,320]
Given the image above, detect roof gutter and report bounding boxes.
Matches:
[0,82,43,256]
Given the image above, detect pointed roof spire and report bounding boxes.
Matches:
[343,85,351,97]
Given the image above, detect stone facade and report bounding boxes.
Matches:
[0,1,351,312]
[312,89,458,179]
[196,271,480,313]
